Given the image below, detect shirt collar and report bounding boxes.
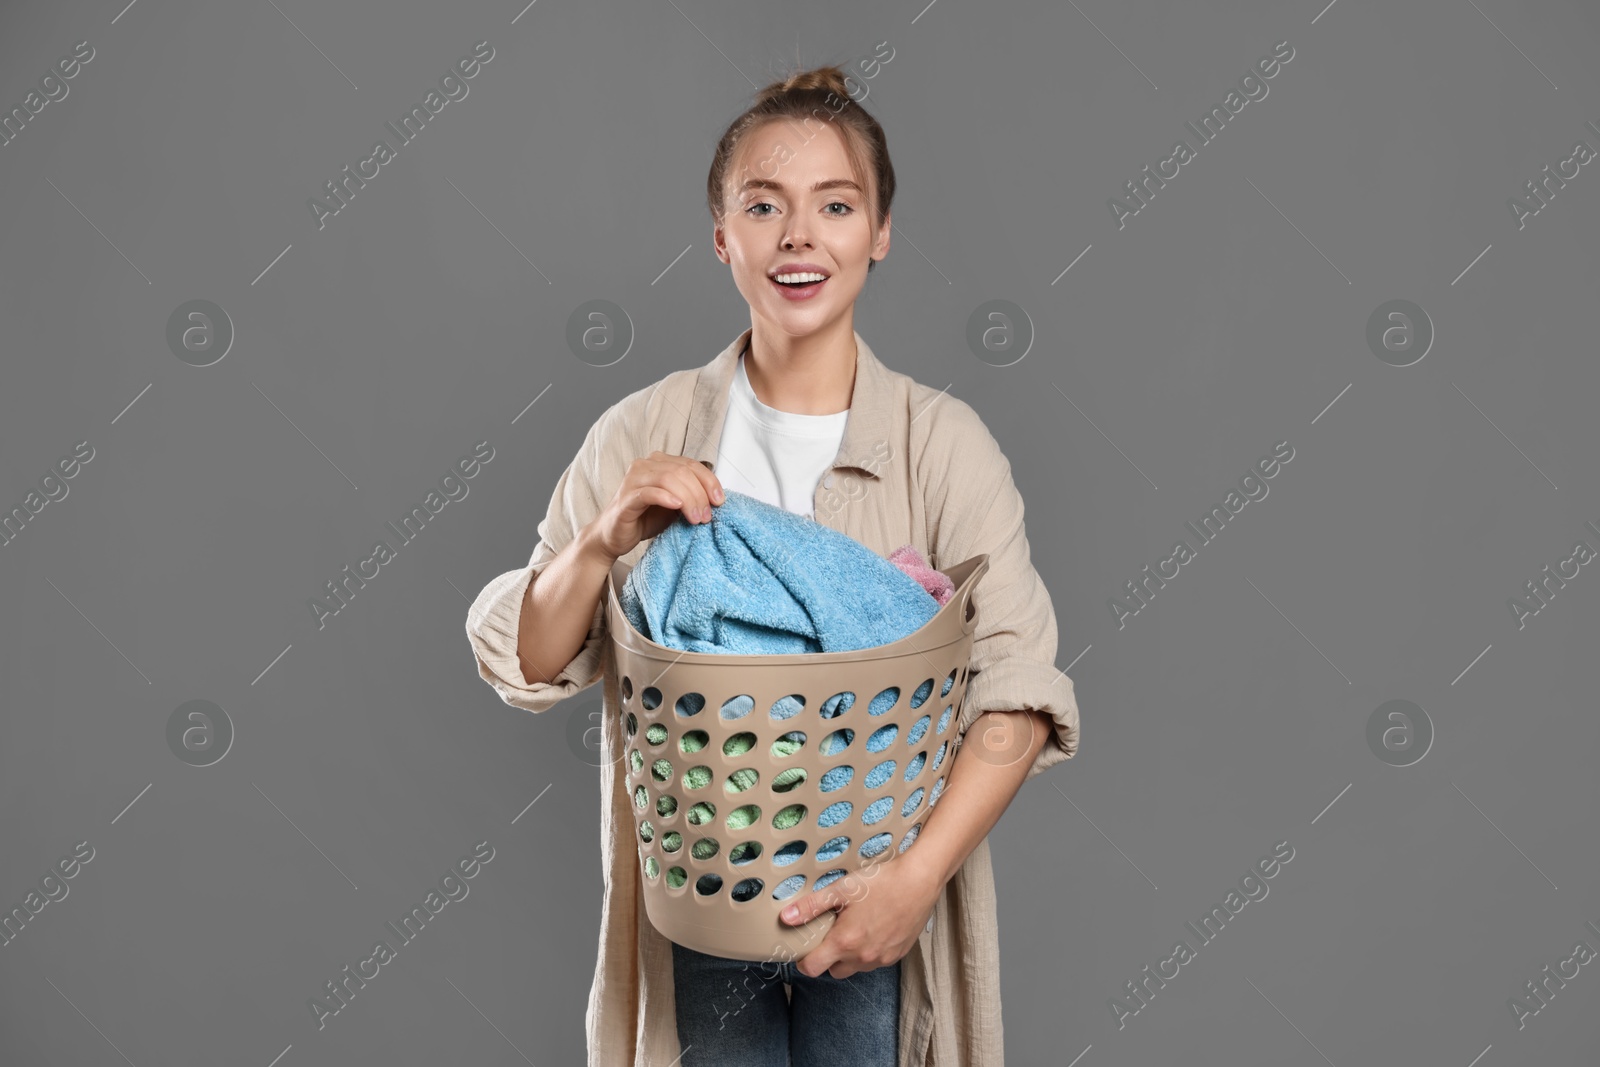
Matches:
[681,326,894,478]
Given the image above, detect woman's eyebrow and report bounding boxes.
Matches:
[738,177,863,196]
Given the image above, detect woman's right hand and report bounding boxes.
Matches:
[588,451,726,561]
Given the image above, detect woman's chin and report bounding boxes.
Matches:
[760,305,841,337]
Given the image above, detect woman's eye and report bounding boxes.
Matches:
[745,201,853,217]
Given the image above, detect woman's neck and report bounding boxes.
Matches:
[742,318,858,415]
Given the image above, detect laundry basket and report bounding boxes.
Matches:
[603,552,990,962]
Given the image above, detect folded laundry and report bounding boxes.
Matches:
[619,490,940,657]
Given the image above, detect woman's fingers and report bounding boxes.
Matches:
[633,452,721,524]
[661,464,715,524]
[626,485,682,518]
[684,459,726,506]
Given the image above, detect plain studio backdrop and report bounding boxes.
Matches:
[2,0,1599,1064]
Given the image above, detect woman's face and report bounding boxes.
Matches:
[714,119,890,340]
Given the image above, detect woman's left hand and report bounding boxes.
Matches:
[779,853,946,979]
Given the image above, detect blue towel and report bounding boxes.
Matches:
[619,490,939,657]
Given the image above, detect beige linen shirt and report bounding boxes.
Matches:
[465,326,1081,1066]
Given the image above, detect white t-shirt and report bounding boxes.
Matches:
[712,351,848,518]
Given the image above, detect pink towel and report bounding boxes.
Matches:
[888,544,954,606]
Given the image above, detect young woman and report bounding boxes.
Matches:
[466,64,1081,1067]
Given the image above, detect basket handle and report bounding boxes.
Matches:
[942,554,990,636]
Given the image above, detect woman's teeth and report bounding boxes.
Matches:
[773,273,827,285]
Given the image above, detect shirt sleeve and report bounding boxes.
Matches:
[919,396,1080,783]
[464,403,627,715]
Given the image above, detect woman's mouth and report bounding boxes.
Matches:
[769,271,829,301]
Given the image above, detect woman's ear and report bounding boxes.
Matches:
[712,220,730,265]
[872,211,892,262]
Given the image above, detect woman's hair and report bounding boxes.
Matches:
[707,64,896,272]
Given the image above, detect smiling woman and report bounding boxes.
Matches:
[712,63,936,1061]
[465,56,1081,1067]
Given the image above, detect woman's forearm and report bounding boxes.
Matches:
[516,521,618,687]
[899,709,1055,889]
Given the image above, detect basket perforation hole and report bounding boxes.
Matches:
[820,728,855,756]
[644,856,659,879]
[868,687,900,716]
[679,730,709,754]
[859,833,894,858]
[907,715,932,747]
[662,831,682,854]
[932,740,950,772]
[674,692,705,718]
[942,669,957,698]
[638,820,654,843]
[901,787,925,818]
[772,875,806,901]
[770,694,806,721]
[629,749,644,774]
[936,705,954,735]
[625,712,637,737]
[633,786,648,811]
[861,796,895,826]
[819,766,854,793]
[731,877,764,902]
[726,804,760,831]
[694,873,722,896]
[772,767,808,793]
[691,837,720,861]
[729,841,762,866]
[645,723,668,746]
[720,694,755,720]
[773,840,807,866]
[650,758,673,784]
[666,866,686,888]
[819,692,855,719]
[899,822,923,853]
[772,804,808,830]
[910,678,935,709]
[686,801,716,826]
[816,836,850,862]
[722,732,757,758]
[683,765,712,790]
[771,731,806,758]
[904,752,927,782]
[818,801,853,828]
[724,768,760,794]
[865,760,897,790]
[642,687,662,711]
[656,795,678,818]
[813,870,847,891]
[622,676,634,702]
[866,725,899,752]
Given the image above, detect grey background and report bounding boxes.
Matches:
[1,0,1597,1064]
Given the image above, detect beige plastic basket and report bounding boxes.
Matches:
[603,552,990,962]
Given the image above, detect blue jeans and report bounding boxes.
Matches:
[671,939,900,1066]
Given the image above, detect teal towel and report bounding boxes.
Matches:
[620,490,939,656]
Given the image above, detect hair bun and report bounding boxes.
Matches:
[758,64,853,105]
